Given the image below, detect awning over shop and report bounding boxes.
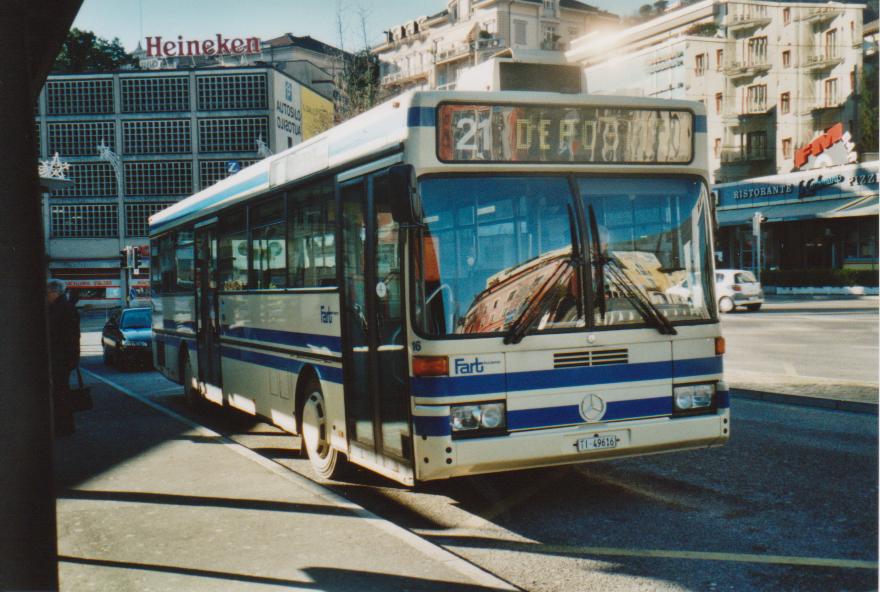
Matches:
[822,195,879,218]
[716,196,871,227]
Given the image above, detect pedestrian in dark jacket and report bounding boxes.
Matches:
[47,279,79,436]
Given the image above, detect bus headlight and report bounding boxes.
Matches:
[451,402,506,434]
[674,383,715,413]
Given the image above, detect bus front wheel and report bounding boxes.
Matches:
[301,382,344,480]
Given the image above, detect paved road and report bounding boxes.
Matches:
[720,296,878,402]
[79,343,878,592]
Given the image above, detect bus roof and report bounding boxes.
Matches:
[150,90,706,235]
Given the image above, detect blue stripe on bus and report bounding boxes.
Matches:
[411,357,722,398]
[508,396,672,430]
[695,115,707,133]
[220,345,343,384]
[717,389,730,409]
[674,356,723,377]
[413,415,451,437]
[221,325,341,354]
[155,332,197,351]
[150,172,269,233]
[407,106,435,127]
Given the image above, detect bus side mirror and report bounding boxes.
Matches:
[387,164,422,225]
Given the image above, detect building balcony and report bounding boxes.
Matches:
[434,36,503,65]
[720,147,772,163]
[725,13,772,32]
[803,53,844,71]
[810,97,846,112]
[797,6,844,24]
[380,68,430,87]
[723,60,771,79]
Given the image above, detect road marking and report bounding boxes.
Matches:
[79,368,519,592]
[531,543,878,570]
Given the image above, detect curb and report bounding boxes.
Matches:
[732,388,879,415]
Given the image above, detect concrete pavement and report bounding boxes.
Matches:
[54,373,517,592]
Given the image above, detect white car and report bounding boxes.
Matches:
[715,269,764,313]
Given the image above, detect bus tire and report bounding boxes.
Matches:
[181,350,201,410]
[301,378,345,480]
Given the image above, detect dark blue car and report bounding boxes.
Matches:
[102,307,153,370]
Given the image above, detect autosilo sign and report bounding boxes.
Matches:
[273,78,304,149]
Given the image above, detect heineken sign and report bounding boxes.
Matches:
[145,35,261,58]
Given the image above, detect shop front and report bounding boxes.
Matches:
[713,161,878,275]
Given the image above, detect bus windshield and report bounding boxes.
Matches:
[414,175,714,337]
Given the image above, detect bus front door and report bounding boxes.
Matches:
[341,173,412,479]
[195,226,222,389]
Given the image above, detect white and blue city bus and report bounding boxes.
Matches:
[150,82,728,485]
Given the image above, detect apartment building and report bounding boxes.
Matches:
[373,0,618,94]
[36,66,333,306]
[567,1,877,276]
[567,0,865,183]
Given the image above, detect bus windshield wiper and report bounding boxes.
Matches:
[587,205,675,335]
[502,259,574,345]
[604,255,677,335]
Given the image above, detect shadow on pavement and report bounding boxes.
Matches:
[58,558,507,591]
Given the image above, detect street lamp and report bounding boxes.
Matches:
[97,140,129,307]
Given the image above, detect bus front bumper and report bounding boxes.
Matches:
[416,410,729,481]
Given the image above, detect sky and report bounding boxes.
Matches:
[71,0,647,52]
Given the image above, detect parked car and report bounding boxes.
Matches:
[715,269,764,313]
[102,307,153,370]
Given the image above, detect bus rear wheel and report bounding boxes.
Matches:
[301,381,345,480]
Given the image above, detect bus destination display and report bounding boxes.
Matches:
[436,103,694,164]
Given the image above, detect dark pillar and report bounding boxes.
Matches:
[0,7,57,591]
[0,2,84,586]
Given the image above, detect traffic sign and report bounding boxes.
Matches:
[129,287,137,301]
[227,160,241,174]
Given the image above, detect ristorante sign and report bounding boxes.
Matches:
[145,35,261,58]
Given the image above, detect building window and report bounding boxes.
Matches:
[45,79,114,115]
[121,77,189,113]
[747,36,767,66]
[714,138,721,158]
[825,29,838,59]
[50,162,118,198]
[695,53,707,76]
[782,50,791,68]
[124,161,193,196]
[745,84,768,113]
[125,203,169,237]
[197,117,269,152]
[715,92,723,114]
[745,131,767,159]
[122,119,191,154]
[50,204,118,238]
[782,138,792,159]
[196,74,268,111]
[542,25,559,50]
[851,67,857,93]
[780,92,790,114]
[824,78,838,107]
[716,49,724,70]
[199,159,259,190]
[783,7,790,25]
[514,20,527,45]
[46,121,116,157]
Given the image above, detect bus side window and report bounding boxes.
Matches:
[288,179,336,288]
[219,210,248,291]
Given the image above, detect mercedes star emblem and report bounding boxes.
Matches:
[580,394,606,422]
